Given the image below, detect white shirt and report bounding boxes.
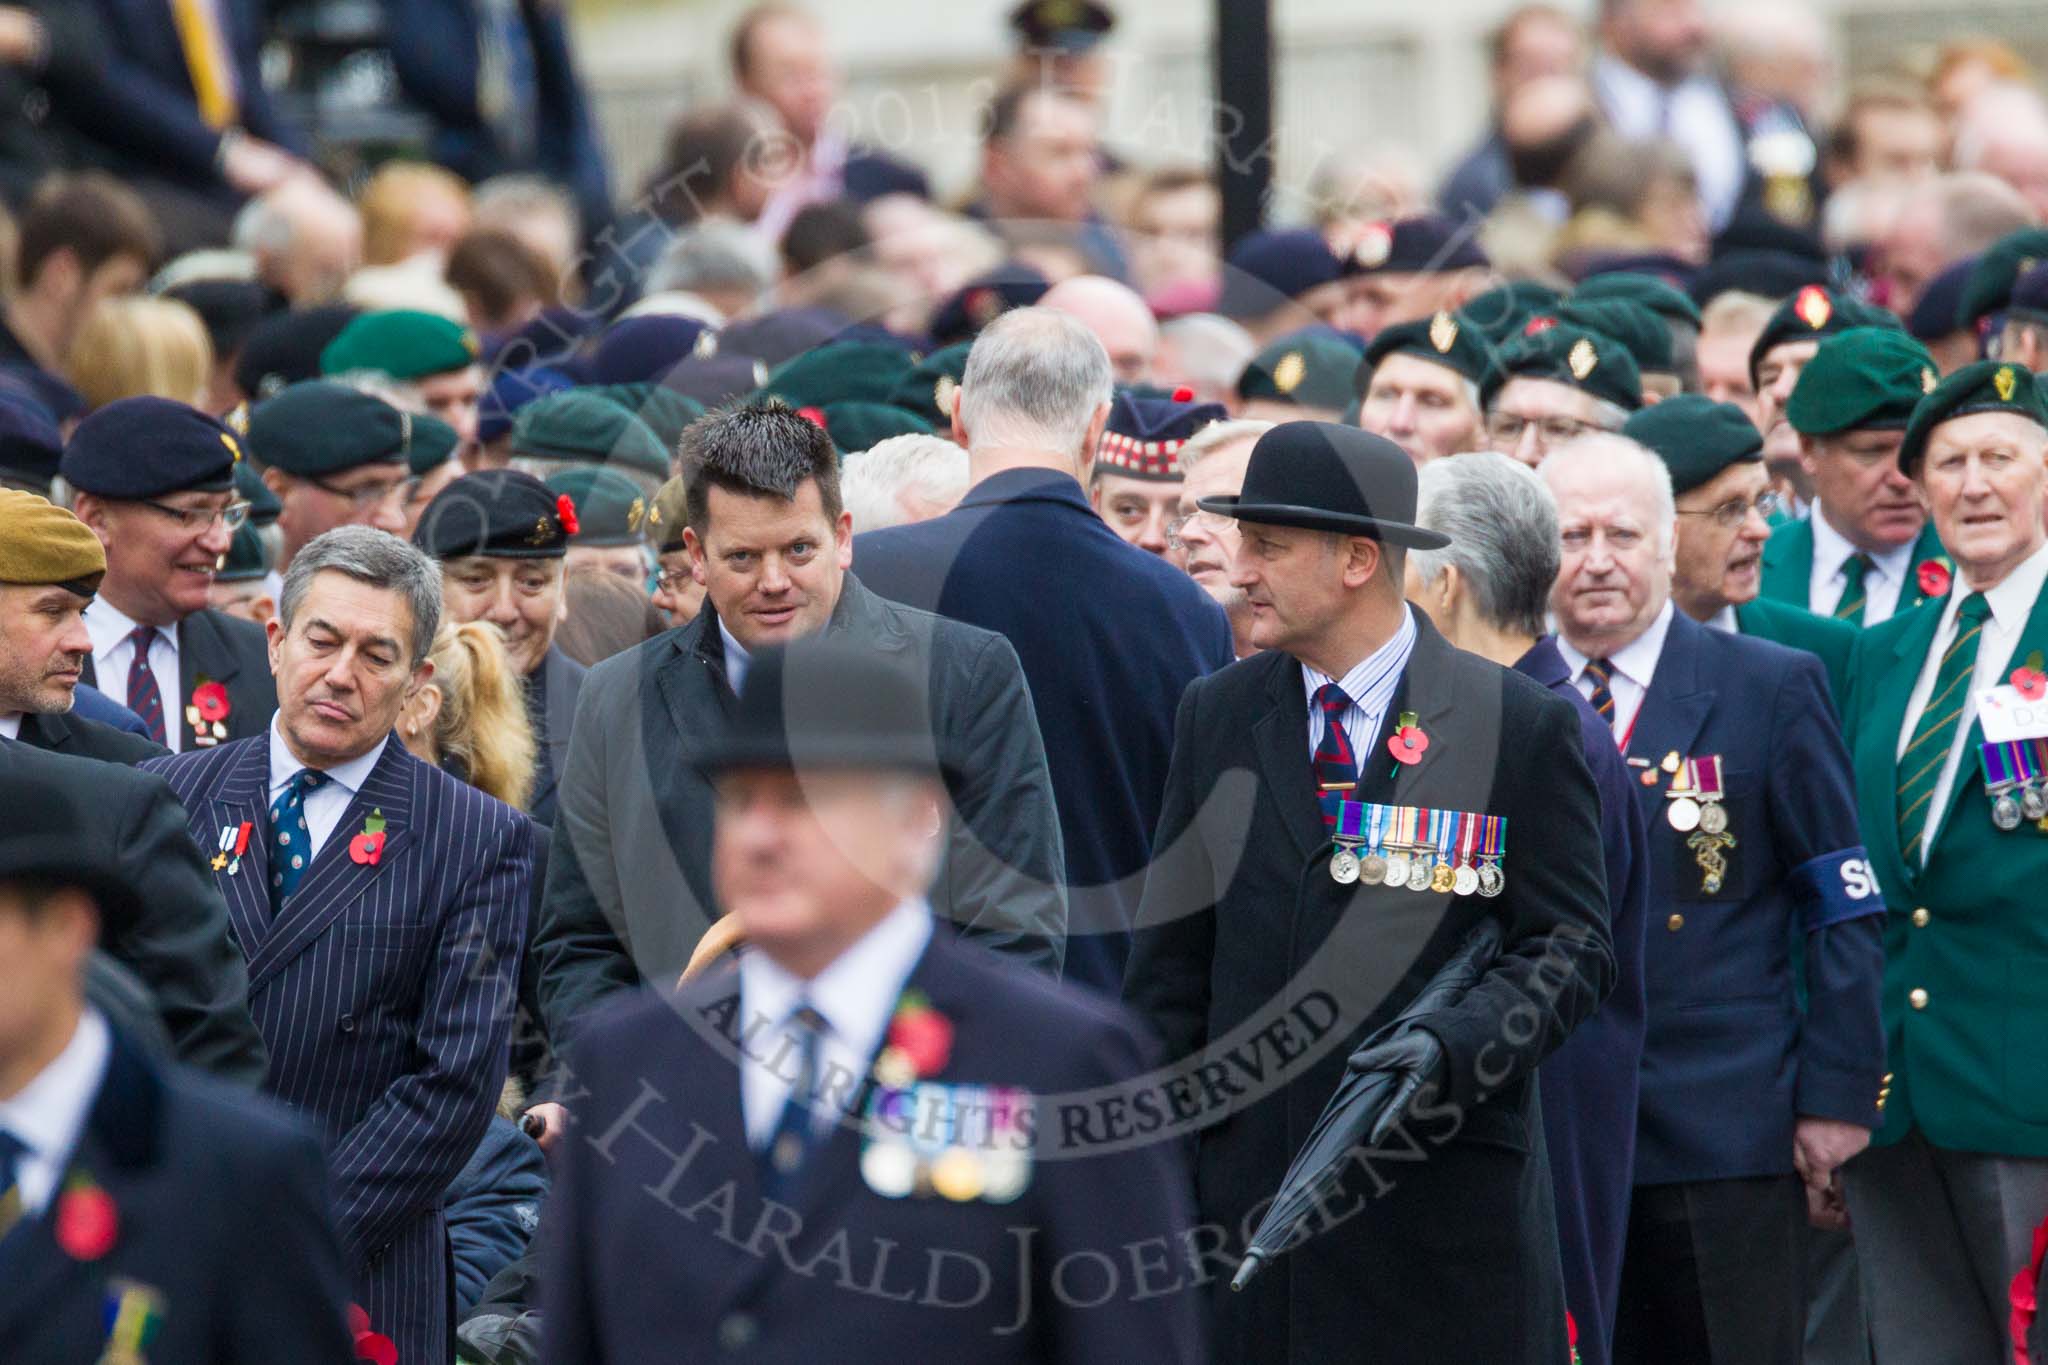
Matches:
[737,898,933,1148]
[1810,510,1919,627]
[1895,541,2048,863]
[0,1008,109,1215]
[1592,54,1746,232]
[1707,605,1739,634]
[719,620,753,696]
[0,712,20,740]
[1557,600,1677,747]
[1302,605,1417,762]
[83,599,181,753]
[266,714,389,860]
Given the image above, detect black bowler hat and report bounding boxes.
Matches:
[1198,421,1450,549]
[0,774,143,935]
[696,637,950,778]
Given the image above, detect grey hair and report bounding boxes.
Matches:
[1157,313,1257,401]
[1540,432,1677,553]
[278,527,443,665]
[329,369,426,414]
[958,307,1114,457]
[840,434,971,533]
[1178,418,1272,472]
[644,220,776,303]
[472,174,580,244]
[1410,452,1561,637]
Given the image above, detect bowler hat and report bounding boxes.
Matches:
[1198,421,1450,549]
[695,637,951,778]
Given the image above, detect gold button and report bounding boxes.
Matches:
[1883,1072,1894,1083]
[1912,907,1930,927]
[1910,988,1929,1010]
[1667,913,1685,932]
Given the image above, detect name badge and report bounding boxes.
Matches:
[1977,685,2048,744]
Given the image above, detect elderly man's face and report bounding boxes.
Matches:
[268,464,412,564]
[1548,463,1672,650]
[268,570,430,768]
[1671,460,1772,618]
[1335,272,1469,342]
[651,547,706,627]
[1486,378,1615,467]
[1176,439,1256,608]
[1231,522,1371,656]
[1754,339,1820,460]
[567,544,650,587]
[1361,354,1481,463]
[1916,410,2048,588]
[82,490,239,624]
[1092,472,1181,559]
[440,555,566,676]
[1697,324,1762,423]
[0,584,92,716]
[1801,428,1925,552]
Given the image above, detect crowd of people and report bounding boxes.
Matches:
[4,0,2048,1362]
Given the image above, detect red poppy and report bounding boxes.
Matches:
[349,830,386,867]
[1171,385,1195,403]
[887,1002,953,1077]
[1916,558,1952,598]
[1387,725,1430,766]
[54,1181,117,1260]
[796,405,828,430]
[555,494,580,536]
[2011,1212,2048,1364]
[192,680,231,723]
[347,1304,370,1337]
[2014,667,2048,702]
[353,1330,398,1365]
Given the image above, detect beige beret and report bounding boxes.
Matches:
[0,488,107,593]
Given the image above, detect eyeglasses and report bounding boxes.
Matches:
[310,471,421,510]
[139,499,252,533]
[1166,509,1231,550]
[1484,412,1610,447]
[653,566,694,593]
[1676,490,1782,530]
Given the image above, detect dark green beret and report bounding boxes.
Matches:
[1786,327,1938,436]
[1572,272,1701,327]
[546,467,653,548]
[510,391,671,479]
[60,397,243,498]
[1358,310,1492,391]
[245,382,412,477]
[233,459,280,528]
[1622,395,1762,496]
[215,522,271,583]
[817,401,934,455]
[413,468,572,560]
[1236,329,1366,412]
[0,487,104,592]
[886,342,974,426]
[1746,286,1902,386]
[407,414,459,476]
[1480,322,1643,413]
[1558,298,1673,373]
[319,309,481,380]
[578,383,703,455]
[1956,227,2048,329]
[1461,281,1563,342]
[1899,359,2048,474]
[756,343,916,409]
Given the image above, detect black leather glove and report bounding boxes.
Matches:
[1346,1028,1448,1147]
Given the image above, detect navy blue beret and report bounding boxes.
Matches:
[1219,229,1340,320]
[1340,215,1490,276]
[0,381,62,489]
[476,365,574,445]
[927,268,1050,349]
[1909,257,1977,341]
[233,305,359,401]
[61,397,243,498]
[589,316,719,385]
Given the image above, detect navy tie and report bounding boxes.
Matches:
[269,768,329,912]
[124,625,165,746]
[1583,657,1617,726]
[761,1004,826,1197]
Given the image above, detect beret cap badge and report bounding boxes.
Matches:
[1795,285,1832,331]
[1568,336,1598,380]
[1922,366,1937,395]
[1352,223,1392,269]
[1997,365,2018,402]
[1428,311,1458,353]
[1273,351,1307,394]
[626,497,646,533]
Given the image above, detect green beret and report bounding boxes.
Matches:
[232,459,280,528]
[756,343,916,409]
[1622,395,1762,496]
[649,476,689,554]
[0,488,105,593]
[1746,286,1902,386]
[1358,310,1491,391]
[886,342,974,426]
[413,469,572,560]
[1480,322,1643,413]
[546,467,653,548]
[1461,281,1562,342]
[215,522,271,583]
[246,382,413,476]
[578,383,704,454]
[1236,330,1365,412]
[319,309,480,380]
[1956,227,2048,329]
[818,401,934,455]
[1899,359,2048,474]
[1786,327,1938,436]
[1558,298,1673,373]
[510,391,671,480]
[407,414,459,476]
[1572,272,1701,328]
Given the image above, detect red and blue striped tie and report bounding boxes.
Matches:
[124,625,165,747]
[1313,683,1358,827]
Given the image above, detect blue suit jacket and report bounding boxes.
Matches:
[1621,611,1886,1185]
[71,683,149,738]
[1519,636,1650,1365]
[143,734,532,1365]
[854,468,1233,992]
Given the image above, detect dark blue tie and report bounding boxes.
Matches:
[269,768,329,912]
[761,1004,826,1197]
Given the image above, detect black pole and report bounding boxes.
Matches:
[1214,0,1274,253]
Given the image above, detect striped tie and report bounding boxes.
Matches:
[1583,657,1617,725]
[1312,683,1358,827]
[1896,592,1991,863]
[1834,552,1874,624]
[124,625,165,747]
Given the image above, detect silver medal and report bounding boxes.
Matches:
[1358,854,1388,885]
[2025,785,2048,822]
[1330,848,1361,884]
[1667,796,1701,832]
[1478,860,1504,897]
[1697,802,1728,835]
[1453,865,1480,897]
[1406,856,1433,892]
[1383,852,1411,887]
[1994,792,2024,831]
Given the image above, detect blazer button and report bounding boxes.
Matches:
[717,1313,758,1351]
[338,1015,356,1034]
[1909,988,1930,1010]
[1911,907,1930,927]
[1666,913,1684,932]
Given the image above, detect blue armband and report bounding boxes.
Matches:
[1790,847,1884,933]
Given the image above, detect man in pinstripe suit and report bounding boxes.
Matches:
[143,526,532,1365]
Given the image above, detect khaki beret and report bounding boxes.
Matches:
[0,489,106,594]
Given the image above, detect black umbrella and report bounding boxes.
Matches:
[1231,916,1504,1290]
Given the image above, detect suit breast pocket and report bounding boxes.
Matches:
[342,922,433,956]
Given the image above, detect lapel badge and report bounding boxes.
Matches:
[348,810,388,867]
[1916,556,1952,599]
[1428,311,1458,353]
[100,1277,166,1362]
[190,679,231,746]
[54,1171,118,1261]
[1567,336,1598,380]
[214,821,254,875]
[1387,710,1430,767]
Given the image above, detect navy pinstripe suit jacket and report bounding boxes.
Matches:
[143,733,532,1365]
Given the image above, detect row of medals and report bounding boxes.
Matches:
[1992,781,2048,831]
[1666,790,1728,835]
[1331,842,1504,896]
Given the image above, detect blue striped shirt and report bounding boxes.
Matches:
[1302,605,1417,762]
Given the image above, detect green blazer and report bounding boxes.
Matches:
[1841,586,2048,1156]
[1735,596,1858,708]
[1759,517,1947,619]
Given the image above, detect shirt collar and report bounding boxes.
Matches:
[718,619,753,695]
[1810,508,1917,581]
[0,1007,108,1173]
[266,712,389,799]
[1708,604,1739,633]
[1976,539,2048,632]
[739,899,935,1055]
[1300,604,1417,705]
[0,712,19,740]
[82,597,174,660]
[1556,599,1676,690]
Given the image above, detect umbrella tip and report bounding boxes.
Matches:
[1230,1251,1265,1292]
